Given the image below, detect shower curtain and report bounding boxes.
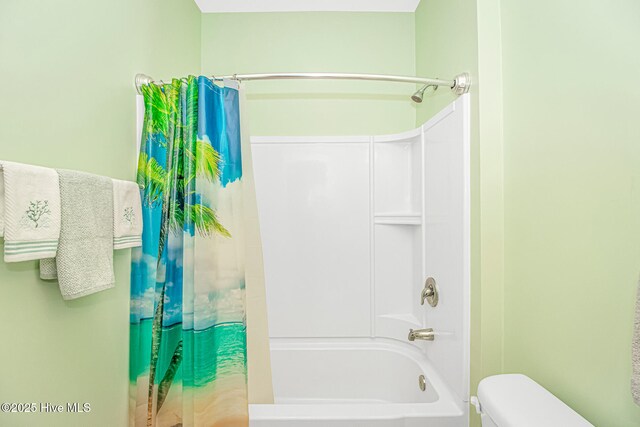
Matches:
[130,76,249,427]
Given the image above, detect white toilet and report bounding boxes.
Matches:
[473,374,594,427]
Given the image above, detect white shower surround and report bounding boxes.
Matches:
[249,95,471,426]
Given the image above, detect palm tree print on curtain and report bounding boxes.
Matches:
[130,76,248,427]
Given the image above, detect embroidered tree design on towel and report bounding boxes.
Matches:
[123,206,135,226]
[23,200,51,229]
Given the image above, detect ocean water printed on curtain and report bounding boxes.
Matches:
[130,76,248,427]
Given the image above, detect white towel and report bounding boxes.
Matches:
[0,161,61,262]
[112,179,142,249]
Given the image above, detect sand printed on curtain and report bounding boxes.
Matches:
[130,76,248,427]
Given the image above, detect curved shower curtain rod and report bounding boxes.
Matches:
[134,72,470,97]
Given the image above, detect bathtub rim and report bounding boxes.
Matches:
[250,337,467,421]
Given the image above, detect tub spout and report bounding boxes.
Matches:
[408,328,435,341]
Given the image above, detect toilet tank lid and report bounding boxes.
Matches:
[477,374,593,427]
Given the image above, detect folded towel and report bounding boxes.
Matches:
[39,257,57,280]
[40,170,115,300]
[0,161,61,262]
[112,179,142,249]
[633,277,640,405]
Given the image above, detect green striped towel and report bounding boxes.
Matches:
[112,179,142,249]
[0,161,61,262]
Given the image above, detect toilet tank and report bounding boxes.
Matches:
[476,374,594,427]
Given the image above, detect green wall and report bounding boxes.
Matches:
[502,0,640,425]
[0,1,200,426]
[415,0,477,125]
[201,12,416,136]
[418,0,640,425]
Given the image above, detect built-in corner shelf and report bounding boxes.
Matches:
[374,213,422,225]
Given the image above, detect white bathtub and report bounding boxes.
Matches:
[249,338,466,427]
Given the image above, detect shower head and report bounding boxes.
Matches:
[411,84,438,103]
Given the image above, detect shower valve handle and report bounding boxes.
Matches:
[421,277,439,307]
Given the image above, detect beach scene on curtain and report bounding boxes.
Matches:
[129,76,248,427]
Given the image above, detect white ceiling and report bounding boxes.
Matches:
[194,0,421,13]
